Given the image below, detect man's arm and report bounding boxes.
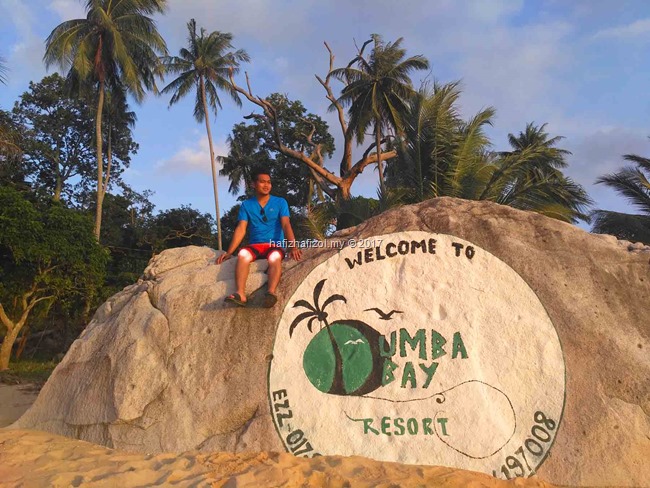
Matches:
[216,220,248,264]
[280,216,302,261]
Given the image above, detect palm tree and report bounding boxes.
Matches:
[388,84,592,223]
[219,124,267,196]
[101,86,137,203]
[0,56,8,85]
[162,19,249,251]
[44,0,168,241]
[290,279,346,394]
[592,153,650,244]
[331,35,429,192]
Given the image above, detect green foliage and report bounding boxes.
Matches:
[0,359,58,385]
[12,74,95,202]
[592,153,650,244]
[220,94,335,208]
[0,187,107,301]
[142,205,217,254]
[386,84,592,224]
[0,187,107,368]
[331,35,430,145]
[162,19,249,122]
[0,109,27,188]
[162,18,249,250]
[44,0,168,100]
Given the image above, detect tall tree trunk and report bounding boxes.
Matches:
[54,153,62,202]
[105,122,112,194]
[0,305,23,371]
[200,76,223,251]
[93,81,105,241]
[0,329,19,371]
[375,119,385,193]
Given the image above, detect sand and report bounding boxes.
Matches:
[0,384,39,428]
[0,429,563,488]
[0,384,562,487]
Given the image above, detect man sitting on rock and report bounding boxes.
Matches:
[216,167,302,307]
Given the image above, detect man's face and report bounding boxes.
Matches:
[253,174,272,196]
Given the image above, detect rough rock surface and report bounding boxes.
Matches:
[11,198,650,487]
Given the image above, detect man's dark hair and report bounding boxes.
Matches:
[251,166,271,183]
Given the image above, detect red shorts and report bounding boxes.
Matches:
[240,243,285,261]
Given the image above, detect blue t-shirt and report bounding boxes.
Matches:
[238,195,290,244]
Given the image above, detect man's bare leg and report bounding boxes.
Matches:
[235,249,254,302]
[266,251,283,295]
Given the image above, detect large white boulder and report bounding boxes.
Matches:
[12,197,650,486]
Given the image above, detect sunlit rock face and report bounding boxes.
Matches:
[12,197,649,486]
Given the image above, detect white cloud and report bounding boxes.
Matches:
[47,0,86,20]
[592,18,650,40]
[155,136,229,174]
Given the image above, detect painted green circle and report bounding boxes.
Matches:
[302,322,374,395]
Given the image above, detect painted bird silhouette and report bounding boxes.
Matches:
[364,308,403,320]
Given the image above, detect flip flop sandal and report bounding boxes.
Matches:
[263,292,278,308]
[225,293,247,307]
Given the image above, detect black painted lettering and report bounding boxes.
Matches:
[465,246,475,259]
[452,242,464,256]
[428,238,437,254]
[398,240,410,255]
[386,242,397,257]
[364,248,374,263]
[411,239,426,253]
[375,246,386,260]
[272,389,287,401]
[345,251,363,269]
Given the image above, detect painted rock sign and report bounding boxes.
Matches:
[268,232,566,479]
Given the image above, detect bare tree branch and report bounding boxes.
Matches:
[229,69,342,188]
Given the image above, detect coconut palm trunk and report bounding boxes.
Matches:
[94,80,105,240]
[324,319,345,394]
[376,118,385,193]
[200,76,223,250]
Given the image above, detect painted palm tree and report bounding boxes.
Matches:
[290,279,346,393]
[44,0,168,241]
[592,153,650,244]
[331,34,429,192]
[162,19,249,251]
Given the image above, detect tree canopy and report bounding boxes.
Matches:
[592,152,650,244]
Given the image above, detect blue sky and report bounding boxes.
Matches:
[1,0,649,232]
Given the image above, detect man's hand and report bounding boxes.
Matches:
[289,247,302,261]
[216,252,232,265]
